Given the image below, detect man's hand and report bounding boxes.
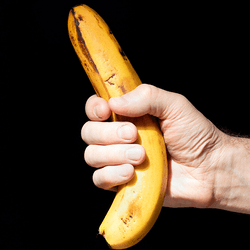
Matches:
[82,84,250,213]
[82,84,227,208]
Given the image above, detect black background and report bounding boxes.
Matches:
[1,1,249,249]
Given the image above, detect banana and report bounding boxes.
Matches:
[68,5,168,249]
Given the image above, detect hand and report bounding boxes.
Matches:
[81,84,226,208]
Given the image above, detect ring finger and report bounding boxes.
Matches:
[84,144,146,168]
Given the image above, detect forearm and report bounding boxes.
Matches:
[213,134,250,214]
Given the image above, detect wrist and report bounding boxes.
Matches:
[212,133,250,213]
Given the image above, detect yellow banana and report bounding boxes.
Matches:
[68,5,168,249]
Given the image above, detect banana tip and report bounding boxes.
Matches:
[97,230,112,249]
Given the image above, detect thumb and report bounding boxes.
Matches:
[108,84,178,119]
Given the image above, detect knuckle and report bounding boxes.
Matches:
[138,84,161,116]
[85,94,97,107]
[85,95,111,121]
[84,145,95,166]
[85,95,98,120]
[174,93,189,105]
[101,170,113,187]
[139,84,154,99]
[81,121,91,142]
[92,170,102,188]
[93,168,112,190]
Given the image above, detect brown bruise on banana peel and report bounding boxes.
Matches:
[105,73,116,85]
[71,8,99,74]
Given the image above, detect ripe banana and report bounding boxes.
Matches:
[68,5,168,249]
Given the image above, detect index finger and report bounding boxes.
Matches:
[85,95,111,121]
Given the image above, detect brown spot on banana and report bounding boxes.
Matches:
[78,15,83,21]
[121,212,134,227]
[109,28,113,35]
[119,84,126,94]
[105,73,116,85]
[119,48,128,60]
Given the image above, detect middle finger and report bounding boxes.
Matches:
[81,121,138,145]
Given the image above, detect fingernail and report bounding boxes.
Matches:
[93,105,102,119]
[126,146,142,161]
[110,96,128,106]
[118,125,133,140]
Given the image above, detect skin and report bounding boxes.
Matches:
[82,84,250,214]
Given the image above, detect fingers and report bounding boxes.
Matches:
[93,164,135,190]
[81,121,138,145]
[85,144,146,168]
[85,95,111,121]
[83,94,143,191]
[86,143,145,189]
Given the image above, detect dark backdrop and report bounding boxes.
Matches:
[1,1,249,249]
